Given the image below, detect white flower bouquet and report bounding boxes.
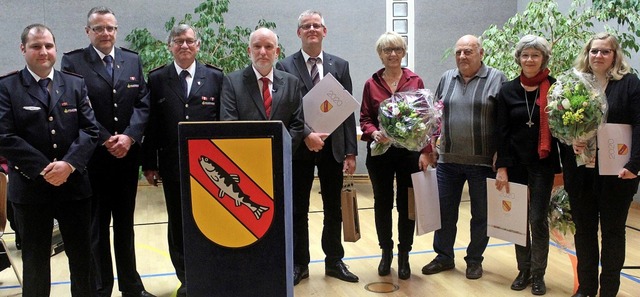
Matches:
[546,68,608,166]
[371,89,441,156]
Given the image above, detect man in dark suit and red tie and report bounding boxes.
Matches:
[275,10,359,285]
[0,23,99,297]
[142,23,224,297]
[60,6,154,297]
[220,27,305,151]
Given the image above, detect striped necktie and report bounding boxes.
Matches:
[308,57,320,85]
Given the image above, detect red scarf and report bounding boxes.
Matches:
[520,68,551,159]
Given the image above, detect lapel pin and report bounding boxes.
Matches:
[197,81,201,85]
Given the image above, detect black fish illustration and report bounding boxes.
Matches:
[199,155,269,220]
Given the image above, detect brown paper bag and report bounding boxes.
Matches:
[341,175,361,242]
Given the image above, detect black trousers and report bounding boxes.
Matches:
[14,199,93,297]
[508,163,555,276]
[89,149,144,296]
[366,145,419,252]
[566,167,633,297]
[162,179,186,284]
[292,140,345,267]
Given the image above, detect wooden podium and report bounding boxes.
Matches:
[178,121,293,297]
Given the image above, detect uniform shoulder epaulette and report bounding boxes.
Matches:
[61,70,84,78]
[119,47,139,54]
[204,63,223,72]
[64,48,83,55]
[0,70,19,79]
[148,64,166,74]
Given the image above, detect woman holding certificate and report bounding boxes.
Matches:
[359,31,428,280]
[494,35,560,295]
[562,33,640,297]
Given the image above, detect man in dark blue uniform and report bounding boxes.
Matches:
[142,23,223,297]
[0,23,99,297]
[60,6,153,297]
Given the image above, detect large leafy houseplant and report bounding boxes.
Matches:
[478,0,640,79]
[125,0,283,75]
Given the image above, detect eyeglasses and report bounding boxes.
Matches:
[299,23,324,30]
[382,47,404,55]
[520,53,542,60]
[172,39,198,46]
[89,25,118,34]
[589,48,613,56]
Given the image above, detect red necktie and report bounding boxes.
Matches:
[260,77,272,118]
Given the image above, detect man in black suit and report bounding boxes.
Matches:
[60,6,154,297]
[276,10,358,285]
[142,23,223,297]
[220,27,305,151]
[0,24,99,297]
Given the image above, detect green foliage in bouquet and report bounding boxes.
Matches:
[475,0,640,79]
[124,0,284,76]
[546,69,607,145]
[548,186,576,250]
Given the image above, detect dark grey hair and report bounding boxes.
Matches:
[87,6,115,27]
[167,24,199,44]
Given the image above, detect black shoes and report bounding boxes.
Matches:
[510,270,531,291]
[326,260,359,283]
[378,249,392,276]
[123,291,156,297]
[571,293,593,297]
[293,265,309,285]
[465,262,483,279]
[397,251,411,280]
[421,259,455,275]
[531,274,546,295]
[176,283,186,297]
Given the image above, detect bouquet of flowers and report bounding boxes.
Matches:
[371,89,441,156]
[548,186,575,252]
[546,68,608,166]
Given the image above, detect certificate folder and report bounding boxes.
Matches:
[302,73,360,134]
[486,178,528,246]
[597,123,632,175]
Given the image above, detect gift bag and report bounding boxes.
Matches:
[411,168,441,236]
[341,175,361,242]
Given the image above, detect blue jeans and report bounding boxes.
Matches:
[432,163,493,264]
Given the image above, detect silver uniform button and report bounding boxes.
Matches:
[185,115,190,120]
[48,116,54,122]
[51,129,56,135]
[53,143,57,149]
[185,104,189,108]
[113,89,116,94]
[114,103,118,108]
[114,117,118,122]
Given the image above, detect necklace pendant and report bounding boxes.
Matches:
[526,121,534,128]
